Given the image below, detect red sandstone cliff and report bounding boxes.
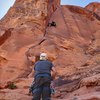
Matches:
[0,0,100,100]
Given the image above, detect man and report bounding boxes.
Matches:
[48,21,56,27]
[32,53,56,100]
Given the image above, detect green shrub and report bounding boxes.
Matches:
[7,81,17,89]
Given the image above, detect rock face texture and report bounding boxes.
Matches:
[0,0,60,83]
[0,0,100,100]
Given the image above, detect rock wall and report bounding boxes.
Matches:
[0,0,100,100]
[0,0,60,83]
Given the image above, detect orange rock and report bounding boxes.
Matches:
[0,0,100,100]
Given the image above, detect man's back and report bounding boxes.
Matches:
[34,60,53,77]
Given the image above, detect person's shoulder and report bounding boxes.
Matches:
[46,60,52,63]
[46,60,53,65]
[35,60,40,64]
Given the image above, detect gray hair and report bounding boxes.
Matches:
[40,53,48,60]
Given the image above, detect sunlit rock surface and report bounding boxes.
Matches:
[0,0,100,100]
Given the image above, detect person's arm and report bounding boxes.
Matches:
[28,63,36,78]
[28,68,34,78]
[31,69,34,76]
[51,66,57,80]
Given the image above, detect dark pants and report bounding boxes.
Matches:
[32,76,51,100]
